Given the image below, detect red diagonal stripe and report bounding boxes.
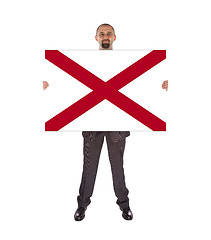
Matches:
[45,50,103,90]
[106,50,166,90]
[105,90,166,131]
[45,91,105,131]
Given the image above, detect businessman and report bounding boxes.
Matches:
[43,23,168,221]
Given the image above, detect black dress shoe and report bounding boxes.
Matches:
[74,207,86,221]
[121,207,133,220]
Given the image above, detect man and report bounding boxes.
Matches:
[43,23,168,221]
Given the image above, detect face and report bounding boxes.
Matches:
[95,25,116,50]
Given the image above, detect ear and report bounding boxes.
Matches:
[114,35,116,41]
[95,35,98,41]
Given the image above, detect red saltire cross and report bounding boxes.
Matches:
[45,50,166,131]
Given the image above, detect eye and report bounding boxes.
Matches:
[100,33,104,37]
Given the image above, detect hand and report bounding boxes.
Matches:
[162,80,168,91]
[43,81,49,90]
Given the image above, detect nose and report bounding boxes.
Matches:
[102,35,108,39]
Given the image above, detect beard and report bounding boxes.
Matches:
[101,40,110,49]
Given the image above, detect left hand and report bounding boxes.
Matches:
[162,80,168,91]
[43,81,49,90]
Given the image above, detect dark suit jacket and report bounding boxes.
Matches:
[82,131,130,142]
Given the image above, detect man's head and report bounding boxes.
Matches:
[95,23,116,50]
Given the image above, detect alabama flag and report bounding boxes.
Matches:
[43,50,167,131]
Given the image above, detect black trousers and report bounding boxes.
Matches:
[77,132,129,209]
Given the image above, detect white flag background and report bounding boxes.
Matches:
[0,1,211,240]
[44,50,167,131]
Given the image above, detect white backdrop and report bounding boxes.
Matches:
[0,0,211,240]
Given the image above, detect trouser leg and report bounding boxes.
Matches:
[106,133,129,209]
[77,132,104,208]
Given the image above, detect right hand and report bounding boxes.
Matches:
[43,81,49,90]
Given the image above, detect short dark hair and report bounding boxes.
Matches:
[96,23,115,36]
